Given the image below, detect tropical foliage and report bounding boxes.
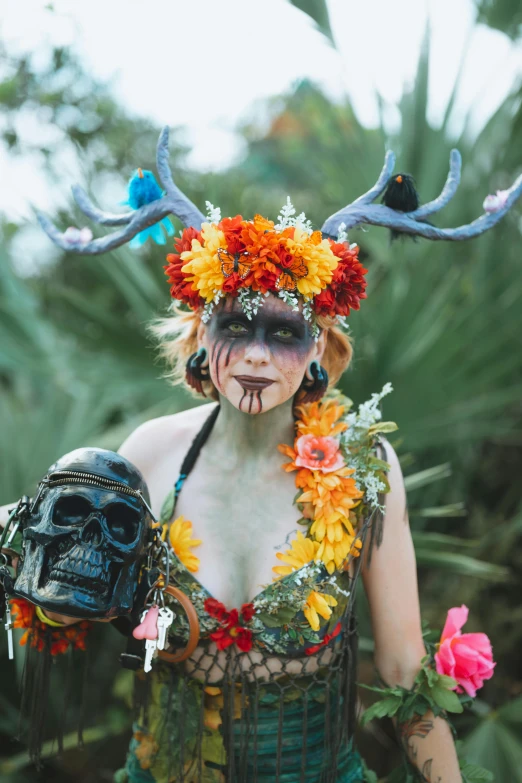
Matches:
[0,1,521,779]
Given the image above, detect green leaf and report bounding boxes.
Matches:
[460,760,494,782]
[159,488,176,523]
[287,0,335,46]
[437,674,459,690]
[430,684,464,713]
[361,695,402,725]
[256,607,298,628]
[368,421,399,435]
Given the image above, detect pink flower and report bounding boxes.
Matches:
[294,434,345,473]
[483,190,509,214]
[435,605,495,698]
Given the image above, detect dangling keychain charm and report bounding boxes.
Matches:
[4,599,14,660]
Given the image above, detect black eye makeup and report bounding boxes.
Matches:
[213,313,309,342]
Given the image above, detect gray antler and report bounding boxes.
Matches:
[37,127,205,255]
[321,149,522,241]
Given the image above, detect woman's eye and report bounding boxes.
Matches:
[227,322,248,334]
[274,327,294,339]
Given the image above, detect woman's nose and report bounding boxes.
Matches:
[243,339,270,366]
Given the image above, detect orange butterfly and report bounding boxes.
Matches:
[275,257,308,291]
[217,248,256,279]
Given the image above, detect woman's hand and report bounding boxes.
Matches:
[39,607,114,626]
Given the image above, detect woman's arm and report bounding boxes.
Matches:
[362,441,462,782]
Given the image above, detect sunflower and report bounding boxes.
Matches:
[303,590,338,631]
[168,516,202,573]
[273,530,320,577]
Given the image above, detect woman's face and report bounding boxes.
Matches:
[199,295,325,415]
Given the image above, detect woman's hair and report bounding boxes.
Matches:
[148,304,353,400]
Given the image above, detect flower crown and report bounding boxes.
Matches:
[36,126,522,322]
[163,200,367,333]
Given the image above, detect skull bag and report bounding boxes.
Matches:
[13,447,153,619]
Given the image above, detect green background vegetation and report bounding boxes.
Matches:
[0,2,521,780]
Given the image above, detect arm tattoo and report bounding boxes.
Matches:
[421,759,441,783]
[398,715,439,779]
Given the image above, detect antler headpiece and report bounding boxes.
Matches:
[38,126,522,334]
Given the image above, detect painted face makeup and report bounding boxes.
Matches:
[204,295,317,415]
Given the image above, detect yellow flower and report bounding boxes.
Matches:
[315,524,363,574]
[181,222,226,303]
[273,531,320,577]
[283,225,339,297]
[304,590,338,631]
[168,516,202,573]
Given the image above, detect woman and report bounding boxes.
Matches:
[4,133,518,781]
[110,279,461,782]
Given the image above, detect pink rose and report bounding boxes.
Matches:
[294,434,345,473]
[435,605,495,698]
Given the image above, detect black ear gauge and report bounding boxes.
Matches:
[185,347,210,395]
[299,360,329,403]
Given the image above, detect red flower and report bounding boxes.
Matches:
[222,272,243,294]
[313,242,368,318]
[164,227,202,308]
[204,597,230,624]
[220,215,246,254]
[204,598,255,652]
[241,603,255,622]
[304,622,342,656]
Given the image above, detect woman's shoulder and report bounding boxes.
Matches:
[118,402,218,479]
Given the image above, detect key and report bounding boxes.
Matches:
[157,607,174,651]
[144,638,157,673]
[5,602,14,660]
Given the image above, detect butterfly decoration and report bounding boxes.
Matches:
[275,257,308,291]
[217,248,257,279]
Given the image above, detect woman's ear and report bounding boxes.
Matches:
[196,318,207,350]
[312,328,328,364]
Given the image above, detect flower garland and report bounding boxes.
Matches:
[10,597,92,656]
[165,385,395,654]
[163,200,368,331]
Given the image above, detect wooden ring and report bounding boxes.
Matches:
[156,584,200,664]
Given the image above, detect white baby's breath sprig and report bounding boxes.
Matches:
[205,200,222,224]
[275,196,296,230]
[278,289,300,311]
[201,289,224,322]
[336,222,348,244]
[275,197,313,234]
[238,288,265,320]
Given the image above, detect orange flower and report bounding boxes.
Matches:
[295,398,348,438]
[295,466,363,524]
[10,597,92,655]
[294,434,345,473]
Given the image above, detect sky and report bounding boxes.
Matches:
[0,0,521,228]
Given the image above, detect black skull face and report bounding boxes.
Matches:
[13,448,152,619]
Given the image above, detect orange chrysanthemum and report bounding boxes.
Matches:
[294,398,348,438]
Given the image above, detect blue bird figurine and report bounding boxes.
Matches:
[123,168,174,248]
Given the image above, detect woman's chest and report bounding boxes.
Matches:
[149,450,304,608]
[176,464,303,607]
